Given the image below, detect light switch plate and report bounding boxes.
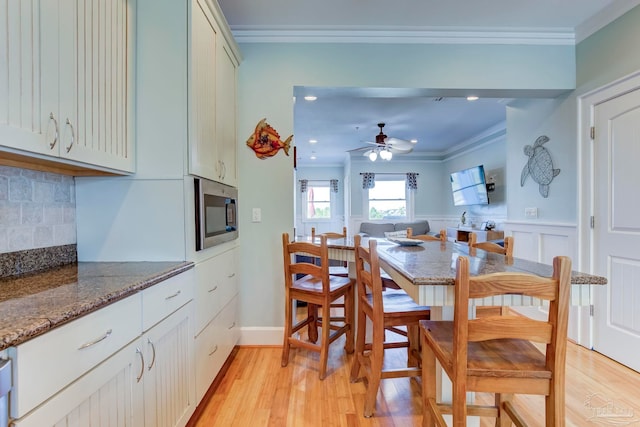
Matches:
[252,208,261,222]
[525,207,538,218]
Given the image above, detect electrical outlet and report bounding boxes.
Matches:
[525,207,538,218]
[252,208,261,222]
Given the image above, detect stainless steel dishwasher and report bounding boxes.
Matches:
[0,359,11,427]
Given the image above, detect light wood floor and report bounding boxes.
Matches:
[192,324,640,426]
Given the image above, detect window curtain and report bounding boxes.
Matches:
[299,179,308,193]
[362,173,375,189]
[330,179,338,193]
[406,173,418,190]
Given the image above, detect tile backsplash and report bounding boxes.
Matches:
[0,166,76,253]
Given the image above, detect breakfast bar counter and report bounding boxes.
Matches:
[0,261,194,351]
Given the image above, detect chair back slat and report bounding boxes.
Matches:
[282,233,330,292]
[468,316,553,343]
[468,273,558,300]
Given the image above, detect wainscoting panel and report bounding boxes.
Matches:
[504,221,589,346]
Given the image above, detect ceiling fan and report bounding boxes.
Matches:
[350,123,416,161]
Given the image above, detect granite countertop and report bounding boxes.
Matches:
[0,261,194,351]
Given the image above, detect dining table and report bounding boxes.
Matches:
[312,235,607,306]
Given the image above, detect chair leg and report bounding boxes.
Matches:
[318,302,332,380]
[546,378,564,427]
[343,288,355,354]
[363,326,384,418]
[452,381,468,427]
[422,333,437,427]
[349,299,367,382]
[495,393,513,427]
[407,323,420,368]
[281,298,292,367]
[307,303,318,343]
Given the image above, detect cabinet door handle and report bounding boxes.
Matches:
[208,285,218,293]
[65,118,75,153]
[78,329,112,349]
[136,348,145,383]
[165,290,181,300]
[208,345,218,356]
[228,322,235,330]
[47,113,59,149]
[227,273,235,279]
[147,338,156,371]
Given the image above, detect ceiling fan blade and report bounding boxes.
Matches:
[347,146,371,152]
[389,146,413,154]
[385,137,415,149]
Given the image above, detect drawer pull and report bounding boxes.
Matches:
[209,345,218,356]
[147,338,156,371]
[165,290,181,300]
[78,329,112,349]
[136,348,145,383]
[228,322,236,330]
[227,273,235,278]
[208,286,218,293]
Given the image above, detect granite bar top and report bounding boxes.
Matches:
[0,261,194,351]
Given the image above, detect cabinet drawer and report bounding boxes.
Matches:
[194,295,238,401]
[10,293,142,418]
[194,248,238,334]
[142,269,195,331]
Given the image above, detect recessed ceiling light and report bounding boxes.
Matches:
[304,96,317,101]
[310,152,317,160]
[466,96,479,101]
[309,139,317,144]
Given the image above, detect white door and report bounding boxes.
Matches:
[592,87,640,372]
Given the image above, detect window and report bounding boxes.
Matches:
[303,181,332,220]
[365,176,413,220]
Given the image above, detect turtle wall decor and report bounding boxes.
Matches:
[520,135,560,198]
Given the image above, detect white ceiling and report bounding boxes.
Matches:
[218,0,639,166]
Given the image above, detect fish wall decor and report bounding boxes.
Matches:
[521,135,560,198]
[246,118,292,159]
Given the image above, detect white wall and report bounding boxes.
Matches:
[235,41,576,335]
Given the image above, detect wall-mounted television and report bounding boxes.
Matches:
[450,165,489,206]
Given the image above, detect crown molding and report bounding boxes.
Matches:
[575,0,640,43]
[230,26,575,45]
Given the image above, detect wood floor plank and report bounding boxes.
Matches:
[192,335,640,426]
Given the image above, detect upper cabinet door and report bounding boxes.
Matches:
[0,0,135,174]
[215,40,238,187]
[189,0,239,187]
[189,0,220,181]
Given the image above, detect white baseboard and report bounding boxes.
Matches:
[239,326,284,346]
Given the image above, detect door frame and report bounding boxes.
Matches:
[578,69,640,348]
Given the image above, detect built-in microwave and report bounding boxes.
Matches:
[195,178,238,251]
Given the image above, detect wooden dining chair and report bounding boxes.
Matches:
[311,226,349,277]
[281,233,355,380]
[471,234,515,315]
[420,255,572,426]
[350,234,431,417]
[471,234,514,257]
[407,227,447,242]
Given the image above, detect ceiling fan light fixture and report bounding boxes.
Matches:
[380,149,392,160]
[368,150,378,161]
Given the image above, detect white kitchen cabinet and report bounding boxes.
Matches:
[9,269,196,427]
[195,295,238,401]
[194,246,238,335]
[12,339,144,427]
[188,0,239,186]
[0,0,134,173]
[141,302,195,427]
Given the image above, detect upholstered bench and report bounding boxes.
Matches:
[358,220,431,238]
